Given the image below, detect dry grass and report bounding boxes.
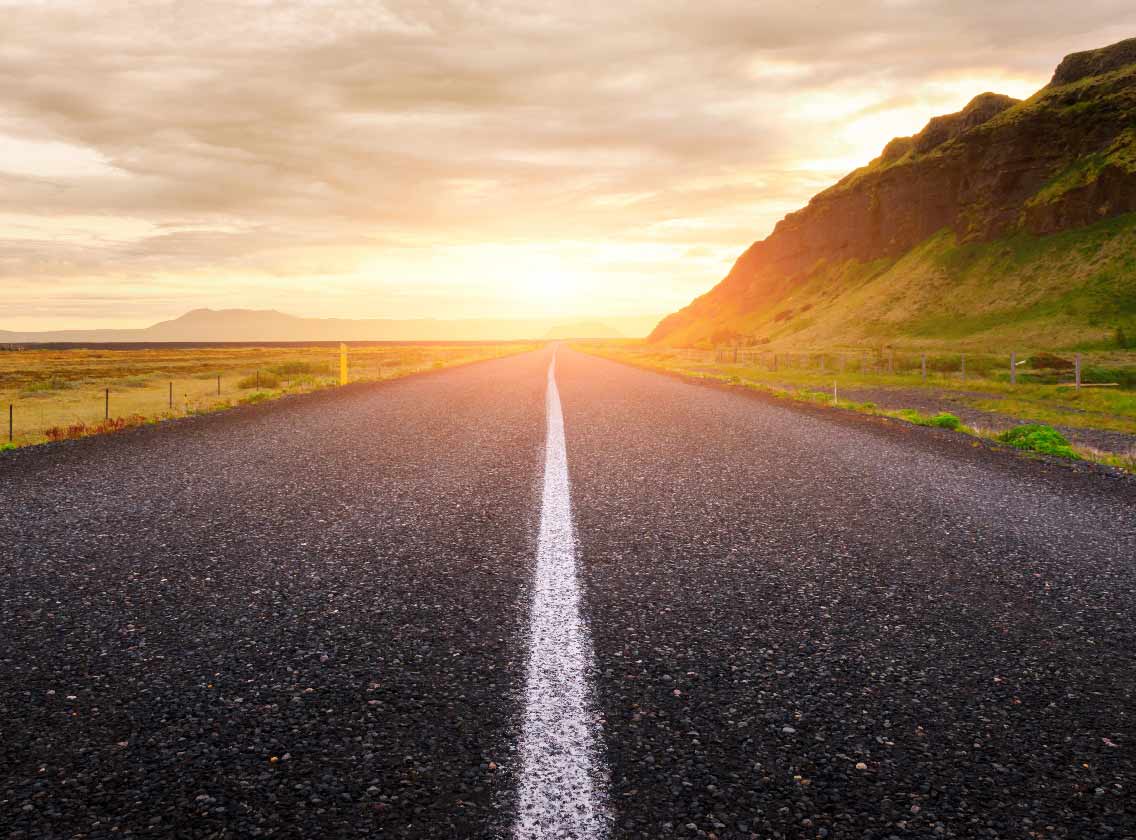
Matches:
[0,343,534,448]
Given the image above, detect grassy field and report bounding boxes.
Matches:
[0,343,534,448]
[578,341,1136,472]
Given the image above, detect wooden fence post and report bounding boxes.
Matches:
[105,388,109,419]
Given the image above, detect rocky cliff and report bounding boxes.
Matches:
[651,38,1136,347]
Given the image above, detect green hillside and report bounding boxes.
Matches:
[651,38,1136,352]
[686,213,1136,351]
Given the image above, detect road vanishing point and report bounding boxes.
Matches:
[2,346,1134,839]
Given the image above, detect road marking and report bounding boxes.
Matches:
[513,352,609,839]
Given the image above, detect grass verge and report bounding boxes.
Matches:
[577,343,1135,475]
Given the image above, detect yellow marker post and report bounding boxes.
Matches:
[339,343,348,385]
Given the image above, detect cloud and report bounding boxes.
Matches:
[0,0,1132,326]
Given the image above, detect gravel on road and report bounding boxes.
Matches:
[4,344,1135,840]
[0,352,548,839]
[559,348,1136,840]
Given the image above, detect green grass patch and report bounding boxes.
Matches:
[890,409,963,429]
[996,424,1079,458]
[930,412,962,429]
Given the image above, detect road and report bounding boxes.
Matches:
[2,346,1133,839]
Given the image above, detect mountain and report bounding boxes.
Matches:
[0,309,663,344]
[651,37,1136,350]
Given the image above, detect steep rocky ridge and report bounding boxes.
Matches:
[652,38,1136,347]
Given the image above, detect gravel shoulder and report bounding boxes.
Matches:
[764,380,1134,456]
[0,350,550,839]
[558,348,1136,840]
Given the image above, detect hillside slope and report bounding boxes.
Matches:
[651,38,1136,350]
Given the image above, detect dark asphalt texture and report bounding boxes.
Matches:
[557,350,1136,840]
[3,346,1135,840]
[1,352,548,839]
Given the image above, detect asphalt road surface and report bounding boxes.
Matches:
[2,347,1133,840]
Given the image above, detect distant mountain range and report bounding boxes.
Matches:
[0,308,662,344]
[651,37,1136,350]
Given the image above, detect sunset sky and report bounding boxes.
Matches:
[2,1,1133,330]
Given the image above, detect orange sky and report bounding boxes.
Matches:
[2,2,1133,330]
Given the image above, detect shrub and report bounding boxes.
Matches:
[44,414,148,442]
[238,371,280,389]
[267,361,328,377]
[22,378,74,394]
[997,424,1079,458]
[0,442,15,452]
[930,412,962,430]
[240,392,270,405]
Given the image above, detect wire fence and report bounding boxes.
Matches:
[2,343,526,447]
[681,347,1136,390]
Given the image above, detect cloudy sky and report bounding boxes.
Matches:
[2,1,1133,329]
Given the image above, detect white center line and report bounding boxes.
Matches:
[513,351,609,840]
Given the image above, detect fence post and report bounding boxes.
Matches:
[921,353,927,383]
[8,403,12,442]
[105,388,109,419]
[733,345,738,364]
[1010,352,1017,385]
[169,381,173,410]
[772,353,778,372]
[1075,353,1081,390]
[217,375,221,396]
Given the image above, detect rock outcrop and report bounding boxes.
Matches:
[651,38,1136,345]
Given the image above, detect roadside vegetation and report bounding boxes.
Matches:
[0,343,534,448]
[577,341,1136,474]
